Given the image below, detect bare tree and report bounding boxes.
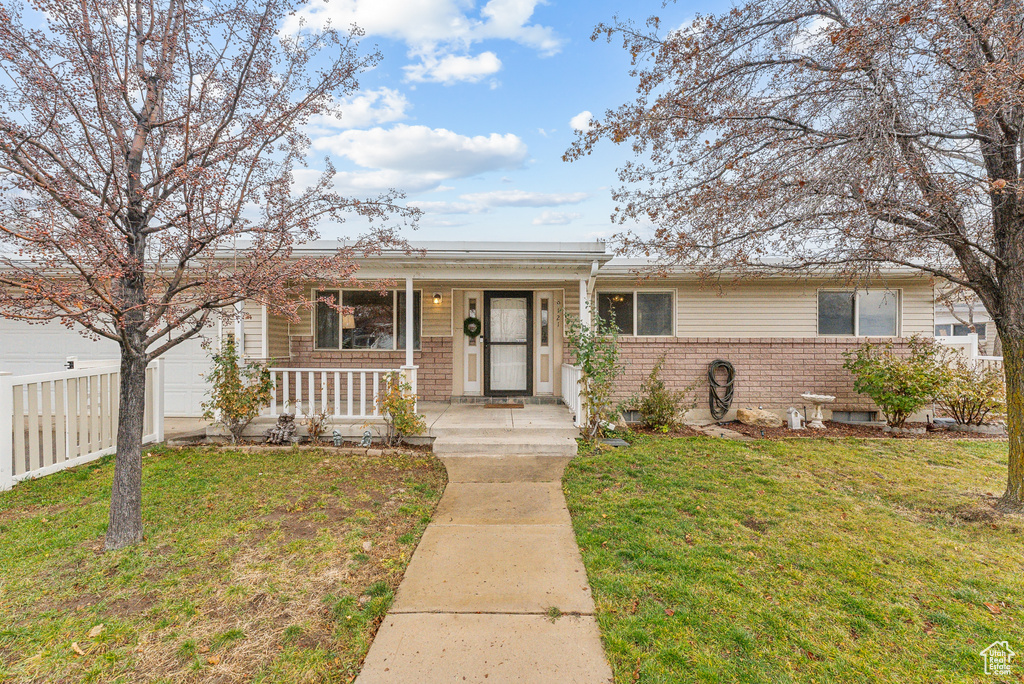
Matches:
[0,0,416,549]
[567,0,1024,506]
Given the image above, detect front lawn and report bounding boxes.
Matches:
[0,446,445,683]
[564,436,1022,683]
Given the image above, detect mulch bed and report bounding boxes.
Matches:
[720,420,1006,440]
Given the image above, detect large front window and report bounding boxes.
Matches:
[818,290,899,336]
[597,291,674,336]
[315,289,421,350]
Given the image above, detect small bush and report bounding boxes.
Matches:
[301,403,332,444]
[936,357,1006,425]
[378,373,426,447]
[843,336,949,428]
[633,355,688,432]
[201,338,274,443]
[565,311,622,441]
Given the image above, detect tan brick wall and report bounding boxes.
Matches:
[577,337,915,417]
[289,336,453,402]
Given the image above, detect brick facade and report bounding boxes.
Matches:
[288,336,453,402]
[289,334,903,415]
[603,337,913,417]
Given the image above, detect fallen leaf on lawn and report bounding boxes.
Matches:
[985,602,1002,615]
[207,655,221,665]
[664,609,675,616]
[71,642,85,656]
[87,624,104,638]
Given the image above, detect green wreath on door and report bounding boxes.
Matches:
[463,316,482,338]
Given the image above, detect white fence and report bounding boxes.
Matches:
[561,363,585,428]
[935,333,1004,374]
[1,360,165,491]
[267,366,417,419]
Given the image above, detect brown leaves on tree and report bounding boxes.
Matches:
[0,0,417,549]
[568,0,1024,506]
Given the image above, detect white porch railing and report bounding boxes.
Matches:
[561,363,585,428]
[936,333,1004,374]
[1,360,165,491]
[267,366,417,419]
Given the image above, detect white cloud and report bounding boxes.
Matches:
[570,111,593,132]
[404,51,502,84]
[307,88,410,131]
[410,189,589,214]
[313,124,528,192]
[459,190,589,208]
[281,0,562,85]
[407,200,480,214]
[532,211,582,226]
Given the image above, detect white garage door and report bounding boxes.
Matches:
[0,318,213,417]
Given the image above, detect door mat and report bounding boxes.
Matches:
[485,403,525,409]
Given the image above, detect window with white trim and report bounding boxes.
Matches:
[315,289,421,350]
[597,291,674,336]
[817,290,899,336]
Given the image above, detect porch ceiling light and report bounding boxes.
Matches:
[433,293,442,305]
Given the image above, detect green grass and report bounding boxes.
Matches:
[564,436,1023,683]
[0,445,445,683]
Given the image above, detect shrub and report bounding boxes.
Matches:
[201,338,274,443]
[301,402,332,444]
[936,357,1006,426]
[565,311,622,441]
[378,373,426,447]
[633,355,688,432]
[842,336,949,428]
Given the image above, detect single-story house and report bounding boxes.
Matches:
[234,241,933,423]
[0,240,935,423]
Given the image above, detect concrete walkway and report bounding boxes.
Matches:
[356,404,613,683]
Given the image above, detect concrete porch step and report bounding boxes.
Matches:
[429,425,580,439]
[432,435,577,457]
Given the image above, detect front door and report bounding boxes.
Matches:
[484,291,533,396]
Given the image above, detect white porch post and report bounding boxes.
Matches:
[404,277,414,368]
[402,277,418,405]
[579,278,590,327]
[234,300,244,355]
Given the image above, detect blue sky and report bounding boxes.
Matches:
[290,0,709,243]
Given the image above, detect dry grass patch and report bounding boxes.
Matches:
[0,445,445,683]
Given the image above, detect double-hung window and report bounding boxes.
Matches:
[315,289,421,350]
[817,290,899,336]
[597,291,674,336]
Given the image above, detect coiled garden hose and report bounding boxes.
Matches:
[708,359,735,421]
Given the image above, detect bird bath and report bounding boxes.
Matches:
[800,393,836,429]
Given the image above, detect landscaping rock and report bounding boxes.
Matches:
[947,423,1008,436]
[883,425,927,435]
[736,408,783,428]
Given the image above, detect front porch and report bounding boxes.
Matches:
[227,399,578,444]
[233,241,611,408]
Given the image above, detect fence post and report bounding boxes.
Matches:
[153,359,165,443]
[0,372,13,491]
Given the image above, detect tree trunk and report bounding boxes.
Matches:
[1001,330,1024,507]
[105,351,149,550]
